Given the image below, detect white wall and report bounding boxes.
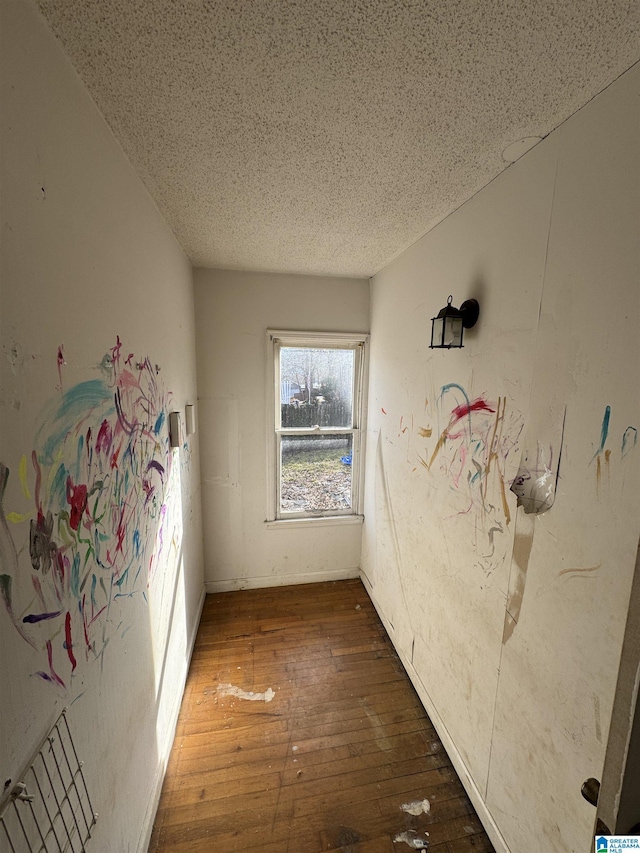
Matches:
[0,1,204,850]
[362,65,640,852]
[194,268,369,591]
[601,539,640,833]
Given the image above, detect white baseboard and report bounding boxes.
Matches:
[361,572,510,853]
[139,584,206,853]
[205,566,360,593]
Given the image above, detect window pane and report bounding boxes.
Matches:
[280,347,354,428]
[280,434,353,513]
[431,316,444,347]
[445,316,463,347]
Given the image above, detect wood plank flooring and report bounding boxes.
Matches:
[149,579,495,853]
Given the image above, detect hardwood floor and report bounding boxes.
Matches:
[149,579,495,853]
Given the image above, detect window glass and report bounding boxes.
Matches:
[280,434,353,514]
[280,347,354,429]
[269,332,366,522]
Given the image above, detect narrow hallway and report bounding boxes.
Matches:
[149,580,494,852]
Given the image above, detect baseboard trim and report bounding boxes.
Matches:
[361,572,510,853]
[139,584,206,853]
[205,566,360,593]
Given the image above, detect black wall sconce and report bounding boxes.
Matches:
[430,295,480,349]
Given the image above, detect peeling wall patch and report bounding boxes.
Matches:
[510,444,555,514]
[502,513,535,644]
[511,408,565,515]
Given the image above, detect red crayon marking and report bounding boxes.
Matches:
[66,477,88,531]
[56,550,65,585]
[450,397,495,425]
[116,508,126,553]
[96,419,113,454]
[57,344,65,390]
[111,335,122,365]
[111,446,121,469]
[65,612,77,671]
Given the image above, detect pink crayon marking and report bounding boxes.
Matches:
[81,596,91,648]
[32,451,42,513]
[46,640,65,688]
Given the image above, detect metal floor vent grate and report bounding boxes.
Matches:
[1,709,97,852]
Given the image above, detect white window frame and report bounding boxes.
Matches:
[266,330,368,524]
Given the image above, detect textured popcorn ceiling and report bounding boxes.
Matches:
[37,0,640,277]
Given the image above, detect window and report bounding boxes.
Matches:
[267,331,368,522]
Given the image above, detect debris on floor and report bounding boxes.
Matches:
[401,798,431,816]
[214,683,275,702]
[394,828,430,849]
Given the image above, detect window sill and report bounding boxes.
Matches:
[265,514,364,530]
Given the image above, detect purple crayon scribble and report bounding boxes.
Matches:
[23,610,62,624]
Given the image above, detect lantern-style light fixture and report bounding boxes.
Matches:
[430,295,480,349]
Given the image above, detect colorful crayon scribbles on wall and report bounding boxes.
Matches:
[592,405,612,491]
[426,385,521,521]
[399,383,523,573]
[0,337,176,688]
[591,406,637,493]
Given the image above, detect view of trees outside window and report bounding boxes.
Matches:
[279,347,355,514]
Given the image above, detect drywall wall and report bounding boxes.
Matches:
[194,268,369,591]
[599,539,640,833]
[0,1,204,850]
[361,64,640,853]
